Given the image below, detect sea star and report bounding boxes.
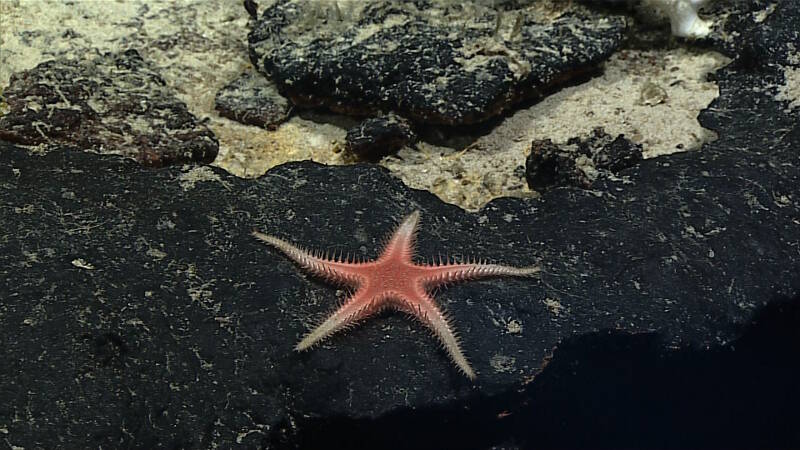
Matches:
[253,210,538,379]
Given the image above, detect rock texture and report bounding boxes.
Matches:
[525,128,643,190]
[248,0,626,125]
[0,49,218,167]
[214,71,290,130]
[345,114,416,160]
[1,0,799,448]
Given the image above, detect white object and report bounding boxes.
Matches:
[650,0,713,38]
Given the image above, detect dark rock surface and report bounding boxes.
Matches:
[345,114,416,159]
[2,1,800,448]
[0,49,218,167]
[2,31,800,442]
[248,0,626,125]
[525,128,643,190]
[295,297,800,449]
[707,0,799,65]
[215,71,291,129]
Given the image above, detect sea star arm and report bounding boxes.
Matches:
[401,293,476,380]
[422,262,540,288]
[379,210,420,261]
[295,289,379,351]
[252,231,364,284]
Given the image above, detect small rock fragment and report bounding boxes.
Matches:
[525,128,643,190]
[0,49,218,167]
[214,71,290,130]
[345,114,416,160]
[639,81,669,105]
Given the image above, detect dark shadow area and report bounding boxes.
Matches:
[279,294,800,449]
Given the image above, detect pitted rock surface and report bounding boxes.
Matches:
[214,71,290,130]
[248,0,626,125]
[0,49,218,167]
[345,114,416,160]
[526,128,643,190]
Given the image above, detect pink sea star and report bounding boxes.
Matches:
[253,210,538,379]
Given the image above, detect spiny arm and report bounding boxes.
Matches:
[422,261,540,288]
[253,231,366,285]
[294,289,379,351]
[401,293,476,380]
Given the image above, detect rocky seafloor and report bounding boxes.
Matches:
[1,0,799,448]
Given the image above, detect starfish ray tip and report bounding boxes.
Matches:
[516,265,541,276]
[463,366,477,380]
[295,337,314,352]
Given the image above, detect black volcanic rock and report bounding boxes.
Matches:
[2,0,800,448]
[2,32,800,441]
[525,128,643,190]
[707,0,800,66]
[247,0,626,125]
[0,49,218,167]
[345,114,416,159]
[215,71,290,129]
